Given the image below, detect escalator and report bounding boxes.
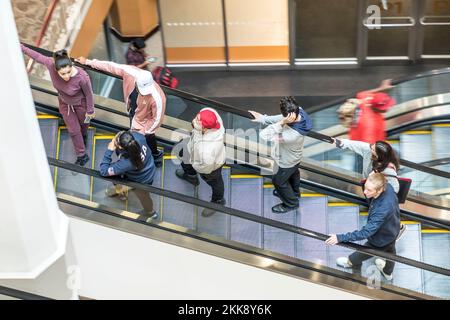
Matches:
[26,45,450,299]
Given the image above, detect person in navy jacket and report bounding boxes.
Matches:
[100,131,157,222]
[325,173,400,281]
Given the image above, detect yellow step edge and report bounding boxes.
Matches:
[400,221,420,225]
[359,212,368,216]
[385,140,399,144]
[263,184,275,188]
[328,202,358,207]
[230,174,262,179]
[164,155,177,160]
[421,229,450,234]
[302,193,326,197]
[94,136,115,140]
[223,166,231,169]
[402,130,432,135]
[37,115,59,119]
[432,124,450,128]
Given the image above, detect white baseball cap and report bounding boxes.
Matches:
[136,71,154,96]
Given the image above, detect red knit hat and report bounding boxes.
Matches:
[367,93,396,111]
[198,109,220,129]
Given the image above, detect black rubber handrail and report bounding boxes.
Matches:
[0,285,53,300]
[37,98,450,227]
[25,43,450,180]
[48,156,450,277]
[306,68,450,114]
[58,197,432,300]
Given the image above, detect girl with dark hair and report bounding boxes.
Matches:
[333,138,406,240]
[99,131,157,221]
[21,44,95,166]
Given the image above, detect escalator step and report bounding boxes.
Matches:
[37,116,59,158]
[263,186,296,258]
[197,167,231,239]
[296,197,328,265]
[327,205,359,268]
[230,175,263,248]
[432,125,450,172]
[55,127,95,200]
[390,223,424,294]
[421,232,450,299]
[38,116,59,181]
[161,156,196,229]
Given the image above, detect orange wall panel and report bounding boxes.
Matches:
[165,47,226,63]
[70,0,114,58]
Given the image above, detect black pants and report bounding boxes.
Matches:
[349,240,396,275]
[178,141,224,202]
[128,88,159,156]
[272,164,300,207]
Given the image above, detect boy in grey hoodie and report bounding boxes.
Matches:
[250,97,307,214]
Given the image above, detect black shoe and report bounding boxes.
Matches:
[137,210,158,223]
[273,189,300,200]
[271,203,298,214]
[75,154,90,167]
[153,150,163,168]
[201,198,226,217]
[175,168,199,186]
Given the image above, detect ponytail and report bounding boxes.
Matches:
[117,131,144,170]
[53,49,73,70]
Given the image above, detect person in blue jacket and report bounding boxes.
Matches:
[100,130,157,222]
[325,173,400,281]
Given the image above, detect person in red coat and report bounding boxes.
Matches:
[348,80,396,143]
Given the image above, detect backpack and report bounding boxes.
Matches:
[152,66,179,88]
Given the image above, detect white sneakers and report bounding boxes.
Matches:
[336,256,393,281]
[375,258,393,281]
[336,257,353,268]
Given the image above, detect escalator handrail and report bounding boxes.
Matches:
[306,68,450,114]
[0,285,53,300]
[37,98,450,228]
[25,43,450,181]
[48,156,450,277]
[26,43,450,179]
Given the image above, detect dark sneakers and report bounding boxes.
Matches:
[75,153,90,166]
[153,150,164,168]
[137,210,158,223]
[201,198,226,217]
[175,169,200,186]
[272,203,299,214]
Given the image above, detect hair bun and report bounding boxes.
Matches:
[53,49,69,60]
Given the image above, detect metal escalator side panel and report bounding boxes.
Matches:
[263,186,296,258]
[197,167,231,239]
[55,127,94,200]
[421,232,450,298]
[230,176,263,248]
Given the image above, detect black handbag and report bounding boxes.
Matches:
[361,175,412,204]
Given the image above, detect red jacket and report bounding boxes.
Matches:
[349,91,386,143]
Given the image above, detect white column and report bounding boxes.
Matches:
[0,1,69,279]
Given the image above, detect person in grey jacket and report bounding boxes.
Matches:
[333,138,406,240]
[250,97,306,214]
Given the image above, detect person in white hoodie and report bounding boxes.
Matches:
[175,108,226,217]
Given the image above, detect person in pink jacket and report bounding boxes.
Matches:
[75,56,166,167]
[21,44,95,166]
